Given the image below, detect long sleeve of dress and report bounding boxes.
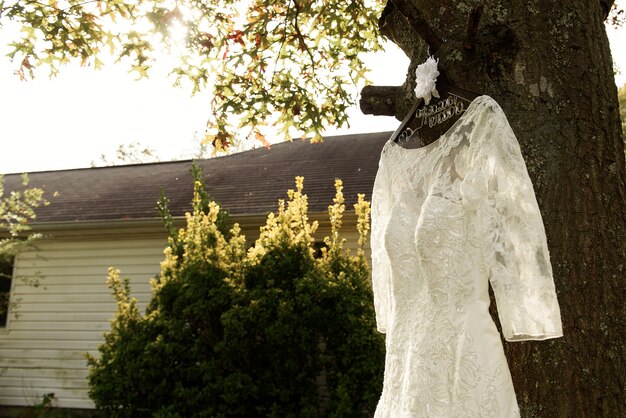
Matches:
[370,153,392,334]
[484,107,563,342]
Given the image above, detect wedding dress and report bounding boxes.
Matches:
[371,95,563,417]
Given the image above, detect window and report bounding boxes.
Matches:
[0,255,14,328]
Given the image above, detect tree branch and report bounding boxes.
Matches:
[292,1,315,68]
[359,85,403,116]
[271,0,293,88]
[384,0,443,53]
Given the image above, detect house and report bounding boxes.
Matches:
[0,132,389,411]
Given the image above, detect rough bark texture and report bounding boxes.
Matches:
[359,85,404,116]
[362,1,626,416]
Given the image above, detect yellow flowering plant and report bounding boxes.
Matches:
[88,173,384,417]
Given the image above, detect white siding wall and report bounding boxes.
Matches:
[0,237,167,409]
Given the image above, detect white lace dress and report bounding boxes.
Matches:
[371,95,563,418]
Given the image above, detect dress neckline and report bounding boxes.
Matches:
[385,95,490,156]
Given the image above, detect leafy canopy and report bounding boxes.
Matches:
[1,0,384,149]
[0,174,49,257]
[0,174,50,319]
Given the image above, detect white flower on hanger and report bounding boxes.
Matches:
[414,56,440,105]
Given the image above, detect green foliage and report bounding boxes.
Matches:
[0,174,49,318]
[87,176,384,417]
[157,161,230,250]
[1,1,384,148]
[0,174,48,242]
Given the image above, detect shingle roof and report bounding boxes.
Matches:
[2,132,390,223]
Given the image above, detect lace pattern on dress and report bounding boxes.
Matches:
[371,96,563,418]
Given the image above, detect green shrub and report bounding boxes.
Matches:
[87,176,384,417]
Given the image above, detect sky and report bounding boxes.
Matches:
[1,7,625,175]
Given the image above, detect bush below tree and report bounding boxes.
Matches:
[87,175,384,417]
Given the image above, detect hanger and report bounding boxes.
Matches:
[390,72,481,144]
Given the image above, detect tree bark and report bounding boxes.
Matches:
[362,1,626,416]
[359,85,403,116]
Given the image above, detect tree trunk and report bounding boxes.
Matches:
[361,1,626,416]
